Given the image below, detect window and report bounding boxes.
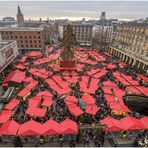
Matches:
[5,48,13,58]
[35,45,37,48]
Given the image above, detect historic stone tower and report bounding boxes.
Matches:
[16,5,24,27]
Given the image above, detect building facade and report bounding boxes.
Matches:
[92,12,114,46]
[58,22,93,45]
[0,40,19,73]
[0,27,45,53]
[108,23,148,74]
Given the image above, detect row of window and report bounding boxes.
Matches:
[20,44,42,48]
[1,31,41,34]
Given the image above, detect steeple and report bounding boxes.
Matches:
[17,5,24,27]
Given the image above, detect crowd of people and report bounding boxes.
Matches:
[0,48,147,147]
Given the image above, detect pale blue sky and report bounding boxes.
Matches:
[0,1,148,20]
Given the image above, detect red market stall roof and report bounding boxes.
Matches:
[28,97,42,107]
[23,77,34,83]
[5,99,20,110]
[68,103,84,117]
[29,68,50,79]
[100,117,124,132]
[0,110,12,123]
[19,56,28,63]
[65,96,78,103]
[140,117,148,129]
[41,97,53,107]
[42,119,60,135]
[138,74,148,83]
[85,104,99,115]
[103,81,118,88]
[62,71,78,76]
[136,86,148,96]
[104,95,116,103]
[80,76,99,94]
[46,77,71,95]
[113,88,125,97]
[64,75,79,84]
[120,116,145,130]
[60,118,78,134]
[18,120,43,136]
[107,64,116,70]
[102,87,113,94]
[76,64,85,72]
[33,108,46,117]
[33,58,50,65]
[27,51,42,58]
[2,70,26,85]
[15,63,26,70]
[82,95,95,104]
[36,90,53,98]
[17,80,38,97]
[0,120,20,135]
[127,86,141,95]
[26,107,36,116]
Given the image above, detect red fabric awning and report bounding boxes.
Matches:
[64,76,79,84]
[127,86,141,95]
[104,95,115,103]
[27,51,42,58]
[5,99,20,110]
[107,64,116,69]
[0,120,20,135]
[18,120,43,136]
[138,74,148,83]
[102,87,112,94]
[19,56,27,63]
[33,108,46,117]
[28,97,42,107]
[17,80,38,97]
[136,86,148,96]
[103,81,118,87]
[85,104,99,115]
[15,63,26,70]
[82,95,95,104]
[23,77,34,83]
[41,97,53,107]
[100,117,124,132]
[33,58,50,65]
[0,110,12,123]
[42,119,60,135]
[68,103,84,117]
[120,116,145,130]
[2,70,26,85]
[65,96,78,103]
[36,90,53,98]
[60,118,78,134]
[140,117,148,129]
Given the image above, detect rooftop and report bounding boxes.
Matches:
[120,22,148,27]
[0,40,15,50]
[0,27,44,32]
